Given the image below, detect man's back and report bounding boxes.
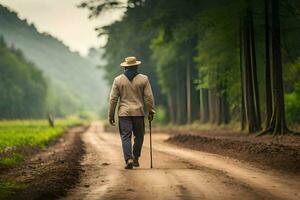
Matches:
[109,73,155,118]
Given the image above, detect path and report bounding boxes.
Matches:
[62,122,300,200]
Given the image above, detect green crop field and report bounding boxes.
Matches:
[0,117,85,167]
[0,117,87,199]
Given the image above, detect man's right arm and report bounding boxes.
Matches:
[108,78,120,125]
[144,77,155,121]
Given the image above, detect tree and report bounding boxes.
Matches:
[241,2,262,132]
[264,0,273,129]
[260,0,294,135]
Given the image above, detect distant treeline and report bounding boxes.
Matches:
[0,5,108,118]
[0,38,47,118]
[81,0,300,135]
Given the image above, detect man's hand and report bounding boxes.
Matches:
[109,118,115,126]
[148,113,154,122]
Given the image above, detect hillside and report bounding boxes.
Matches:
[0,38,47,119]
[0,5,108,115]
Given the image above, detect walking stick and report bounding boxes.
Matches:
[149,120,153,168]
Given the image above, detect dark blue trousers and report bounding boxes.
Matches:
[118,116,145,163]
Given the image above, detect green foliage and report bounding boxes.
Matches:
[150,30,178,95]
[78,111,98,120]
[0,118,84,152]
[284,57,300,123]
[0,153,24,167]
[194,2,242,113]
[0,38,47,119]
[45,81,84,117]
[285,92,300,123]
[0,181,27,200]
[153,106,167,124]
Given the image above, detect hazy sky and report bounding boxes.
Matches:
[0,0,125,56]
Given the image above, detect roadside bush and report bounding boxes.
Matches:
[285,92,300,124]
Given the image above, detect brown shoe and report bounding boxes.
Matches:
[133,158,139,167]
[125,159,133,169]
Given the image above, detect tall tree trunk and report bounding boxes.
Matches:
[216,95,229,125]
[167,93,175,123]
[216,95,222,125]
[182,66,188,124]
[244,11,256,133]
[243,5,261,133]
[176,65,187,124]
[191,67,200,122]
[186,60,191,124]
[221,91,230,124]
[249,10,262,129]
[209,89,217,124]
[239,16,246,130]
[200,88,209,123]
[264,0,273,129]
[175,66,181,124]
[191,86,200,121]
[199,89,203,121]
[224,96,230,123]
[260,0,293,135]
[271,0,286,134]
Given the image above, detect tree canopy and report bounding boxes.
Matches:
[82,0,300,134]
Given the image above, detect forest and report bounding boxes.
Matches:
[0,38,47,118]
[80,0,300,135]
[0,5,107,118]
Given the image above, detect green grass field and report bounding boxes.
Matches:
[0,117,86,167]
[0,117,87,199]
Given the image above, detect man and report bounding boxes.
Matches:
[108,56,155,169]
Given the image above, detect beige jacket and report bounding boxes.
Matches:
[108,74,155,119]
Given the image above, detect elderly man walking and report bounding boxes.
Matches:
[108,56,155,169]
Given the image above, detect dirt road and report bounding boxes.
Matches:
[62,122,300,200]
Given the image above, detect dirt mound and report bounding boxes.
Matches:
[167,134,300,174]
[0,126,87,200]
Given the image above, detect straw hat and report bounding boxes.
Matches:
[120,56,142,67]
